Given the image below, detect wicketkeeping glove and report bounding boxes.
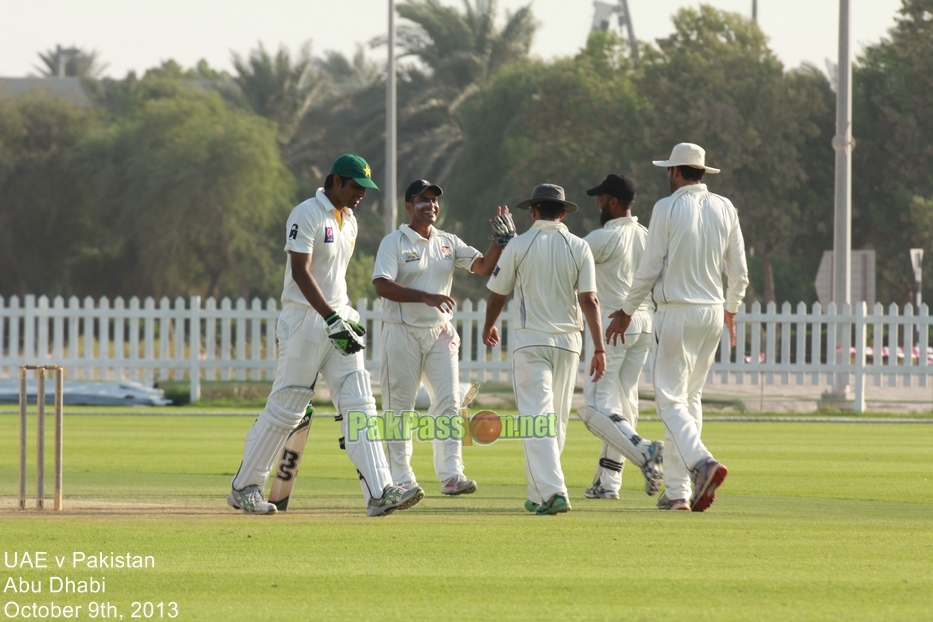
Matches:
[325,313,366,356]
[489,211,517,248]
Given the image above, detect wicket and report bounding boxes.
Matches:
[19,365,64,511]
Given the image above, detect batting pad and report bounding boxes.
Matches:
[578,405,647,467]
[337,371,391,501]
[232,386,314,490]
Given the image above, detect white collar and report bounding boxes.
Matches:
[603,216,639,229]
[400,224,434,243]
[531,220,568,232]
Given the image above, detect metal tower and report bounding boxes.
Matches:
[591,1,638,61]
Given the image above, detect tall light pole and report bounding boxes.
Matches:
[619,0,638,62]
[832,0,853,313]
[827,0,854,403]
[385,0,398,235]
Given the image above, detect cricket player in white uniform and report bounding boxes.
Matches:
[579,174,663,500]
[372,179,513,495]
[228,154,423,517]
[608,143,749,512]
[483,184,606,516]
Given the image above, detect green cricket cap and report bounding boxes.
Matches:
[331,154,379,190]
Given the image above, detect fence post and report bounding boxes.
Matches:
[854,301,866,412]
[24,295,35,364]
[189,296,201,404]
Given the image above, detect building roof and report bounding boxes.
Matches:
[0,77,92,106]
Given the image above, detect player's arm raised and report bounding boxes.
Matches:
[471,206,514,276]
[470,243,504,277]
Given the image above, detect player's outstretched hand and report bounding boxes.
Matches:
[325,313,366,356]
[489,206,516,248]
[425,293,456,314]
[606,309,632,346]
[483,324,499,347]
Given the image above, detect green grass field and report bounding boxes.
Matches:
[1,412,931,621]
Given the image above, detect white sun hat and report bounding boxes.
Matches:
[652,142,721,174]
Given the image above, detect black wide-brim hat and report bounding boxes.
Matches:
[515,183,578,213]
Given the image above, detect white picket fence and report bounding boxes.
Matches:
[1,295,931,410]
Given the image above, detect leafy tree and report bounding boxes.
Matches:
[71,76,294,299]
[0,97,98,297]
[81,59,233,120]
[853,0,933,303]
[144,59,232,82]
[443,33,644,301]
[637,6,834,304]
[506,32,645,237]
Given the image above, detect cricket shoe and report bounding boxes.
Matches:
[535,494,571,516]
[228,485,277,515]
[656,493,690,511]
[583,484,620,499]
[367,485,424,517]
[690,458,728,512]
[524,500,539,512]
[441,475,477,496]
[640,441,664,497]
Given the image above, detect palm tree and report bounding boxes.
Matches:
[315,45,382,89]
[227,42,327,170]
[375,0,536,186]
[36,46,108,78]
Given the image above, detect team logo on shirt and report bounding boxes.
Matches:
[492,265,500,277]
[325,227,334,243]
[440,245,452,260]
[404,250,420,263]
[289,224,298,240]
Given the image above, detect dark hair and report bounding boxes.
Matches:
[324,174,353,190]
[533,201,567,219]
[677,165,705,181]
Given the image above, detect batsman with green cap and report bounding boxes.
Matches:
[330,153,380,190]
[228,154,425,518]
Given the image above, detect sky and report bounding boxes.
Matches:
[0,0,905,79]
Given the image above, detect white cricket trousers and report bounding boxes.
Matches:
[652,303,722,501]
[380,321,465,485]
[584,309,653,492]
[512,345,578,504]
[234,303,392,502]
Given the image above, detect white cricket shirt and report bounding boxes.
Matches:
[621,184,749,315]
[583,216,654,314]
[281,188,357,309]
[373,225,480,327]
[487,220,597,352]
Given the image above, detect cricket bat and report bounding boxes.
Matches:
[268,406,313,511]
[460,382,480,447]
